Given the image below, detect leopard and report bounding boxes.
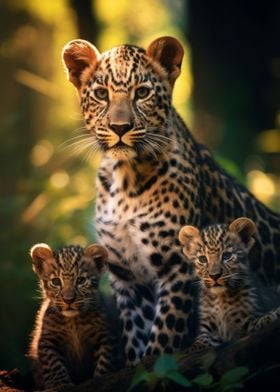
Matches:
[179,217,280,354]
[62,36,280,365]
[28,243,117,391]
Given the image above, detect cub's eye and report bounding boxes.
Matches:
[76,276,86,285]
[135,86,150,100]
[197,255,208,264]
[51,278,61,287]
[94,88,108,101]
[222,252,233,261]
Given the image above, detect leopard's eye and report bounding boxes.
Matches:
[76,276,86,285]
[51,277,61,287]
[94,88,108,101]
[222,252,233,261]
[197,255,208,264]
[135,86,150,100]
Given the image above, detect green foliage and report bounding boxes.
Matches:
[128,355,191,391]
[215,155,246,185]
[191,373,214,387]
[128,354,251,392]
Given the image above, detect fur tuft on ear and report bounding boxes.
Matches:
[178,225,201,260]
[146,36,184,87]
[229,217,256,250]
[178,225,200,246]
[84,244,108,275]
[30,243,53,276]
[62,39,100,88]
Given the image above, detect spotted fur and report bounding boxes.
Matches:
[28,243,116,390]
[62,36,280,365]
[179,218,280,352]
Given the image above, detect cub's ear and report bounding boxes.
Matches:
[62,39,100,88]
[84,244,108,275]
[178,225,201,258]
[30,243,53,276]
[147,36,184,87]
[229,217,256,250]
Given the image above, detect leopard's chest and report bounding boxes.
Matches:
[62,317,97,382]
[201,290,255,341]
[95,167,183,281]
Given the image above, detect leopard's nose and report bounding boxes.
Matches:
[109,122,133,136]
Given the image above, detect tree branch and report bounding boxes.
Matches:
[1,319,280,391]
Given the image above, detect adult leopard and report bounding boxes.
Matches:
[62,36,280,365]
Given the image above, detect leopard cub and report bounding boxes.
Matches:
[28,243,116,391]
[179,217,280,353]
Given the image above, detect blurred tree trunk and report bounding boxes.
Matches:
[0,2,54,370]
[184,0,280,170]
[69,0,100,42]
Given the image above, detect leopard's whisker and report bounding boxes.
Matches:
[142,141,160,161]
[144,139,162,156]
[59,134,94,149]
[72,125,88,134]
[59,135,99,158]
[83,142,100,162]
[146,132,173,144]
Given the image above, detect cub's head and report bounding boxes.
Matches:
[179,217,256,292]
[62,36,184,160]
[30,243,108,317]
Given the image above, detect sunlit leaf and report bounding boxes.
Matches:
[154,354,178,376]
[220,367,249,384]
[165,370,192,387]
[192,372,214,386]
[128,364,152,392]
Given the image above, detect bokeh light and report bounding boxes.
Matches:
[30,140,54,166]
[50,170,70,188]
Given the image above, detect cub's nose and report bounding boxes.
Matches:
[62,295,76,305]
[109,122,133,136]
[209,273,221,281]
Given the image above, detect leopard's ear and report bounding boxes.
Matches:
[62,39,100,88]
[147,36,184,87]
[178,225,201,259]
[84,244,108,275]
[229,217,256,250]
[30,243,53,276]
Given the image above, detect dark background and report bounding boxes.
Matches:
[0,0,279,372]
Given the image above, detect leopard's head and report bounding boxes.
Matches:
[30,243,108,317]
[179,217,256,292]
[62,36,184,160]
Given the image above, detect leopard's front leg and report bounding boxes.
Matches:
[110,267,155,366]
[35,334,74,390]
[145,257,198,357]
[93,334,115,377]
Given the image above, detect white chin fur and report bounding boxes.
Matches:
[106,146,137,160]
[62,309,79,317]
[210,285,226,294]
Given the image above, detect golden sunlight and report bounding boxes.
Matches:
[247,170,276,203]
[50,170,70,189]
[31,140,54,166]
